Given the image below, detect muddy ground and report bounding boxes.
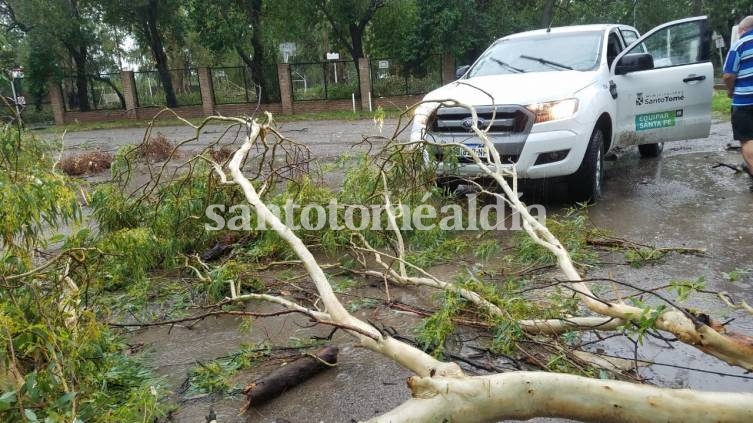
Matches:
[46,119,753,422]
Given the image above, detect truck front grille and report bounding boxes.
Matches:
[430,105,531,134]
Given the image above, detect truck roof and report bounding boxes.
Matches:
[503,24,637,40]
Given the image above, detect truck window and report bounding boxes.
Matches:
[607,31,624,67]
[625,20,706,69]
[620,29,641,48]
[467,31,603,77]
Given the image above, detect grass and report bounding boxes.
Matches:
[712,90,732,121]
[37,108,405,133]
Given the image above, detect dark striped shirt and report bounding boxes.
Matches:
[724,29,753,106]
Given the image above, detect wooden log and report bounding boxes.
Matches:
[242,345,338,410]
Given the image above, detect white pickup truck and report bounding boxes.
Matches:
[410,16,714,201]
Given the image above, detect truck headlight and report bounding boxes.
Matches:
[526,99,579,123]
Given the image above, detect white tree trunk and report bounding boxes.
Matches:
[368,372,753,423]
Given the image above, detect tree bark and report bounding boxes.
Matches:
[368,372,753,422]
[144,0,177,107]
[244,0,267,103]
[541,0,556,28]
[64,0,91,112]
[243,346,338,409]
[92,75,126,109]
[693,0,703,15]
[70,48,90,111]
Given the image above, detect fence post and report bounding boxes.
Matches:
[197,67,216,116]
[48,81,65,125]
[120,70,138,118]
[358,58,371,111]
[442,53,456,85]
[277,63,293,115]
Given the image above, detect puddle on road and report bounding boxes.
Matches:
[587,149,753,393]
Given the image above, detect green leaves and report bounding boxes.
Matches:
[0,391,16,412]
[670,277,706,302]
[0,126,79,255]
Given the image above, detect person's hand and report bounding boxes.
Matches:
[728,90,734,98]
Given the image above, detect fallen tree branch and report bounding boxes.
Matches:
[367,372,753,422]
[423,99,753,371]
[242,345,338,411]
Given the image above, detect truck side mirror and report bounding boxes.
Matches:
[455,65,470,79]
[614,53,654,75]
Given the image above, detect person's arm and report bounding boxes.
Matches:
[723,47,739,98]
[724,73,737,98]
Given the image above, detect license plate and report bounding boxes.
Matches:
[460,144,488,159]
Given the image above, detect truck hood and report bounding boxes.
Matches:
[424,70,597,106]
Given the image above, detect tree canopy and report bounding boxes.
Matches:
[1,0,751,107]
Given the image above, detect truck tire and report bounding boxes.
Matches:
[568,128,604,203]
[436,176,462,195]
[638,142,664,158]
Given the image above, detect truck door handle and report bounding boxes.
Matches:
[683,75,706,83]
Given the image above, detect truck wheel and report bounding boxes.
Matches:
[568,128,604,203]
[638,142,664,158]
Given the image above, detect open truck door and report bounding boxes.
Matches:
[611,16,713,147]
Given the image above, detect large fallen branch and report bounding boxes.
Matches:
[242,345,338,410]
[210,114,753,422]
[367,372,753,423]
[420,99,753,371]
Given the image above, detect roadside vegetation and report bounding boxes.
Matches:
[712,89,733,120]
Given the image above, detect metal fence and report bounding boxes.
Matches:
[370,55,443,97]
[134,69,201,107]
[62,73,125,111]
[212,65,280,104]
[290,60,359,101]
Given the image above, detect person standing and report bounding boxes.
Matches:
[723,16,753,190]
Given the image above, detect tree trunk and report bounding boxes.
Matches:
[145,0,177,107]
[92,75,126,109]
[245,0,267,103]
[242,346,338,409]
[368,372,753,422]
[693,0,703,15]
[541,0,556,28]
[71,48,90,112]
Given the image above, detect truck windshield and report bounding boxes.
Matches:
[467,31,603,77]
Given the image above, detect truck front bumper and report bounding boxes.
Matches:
[432,128,590,179]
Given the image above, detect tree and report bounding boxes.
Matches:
[1,0,96,111]
[198,111,753,422]
[188,0,273,102]
[100,0,183,107]
[309,0,387,65]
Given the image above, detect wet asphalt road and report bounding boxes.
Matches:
[51,119,753,422]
